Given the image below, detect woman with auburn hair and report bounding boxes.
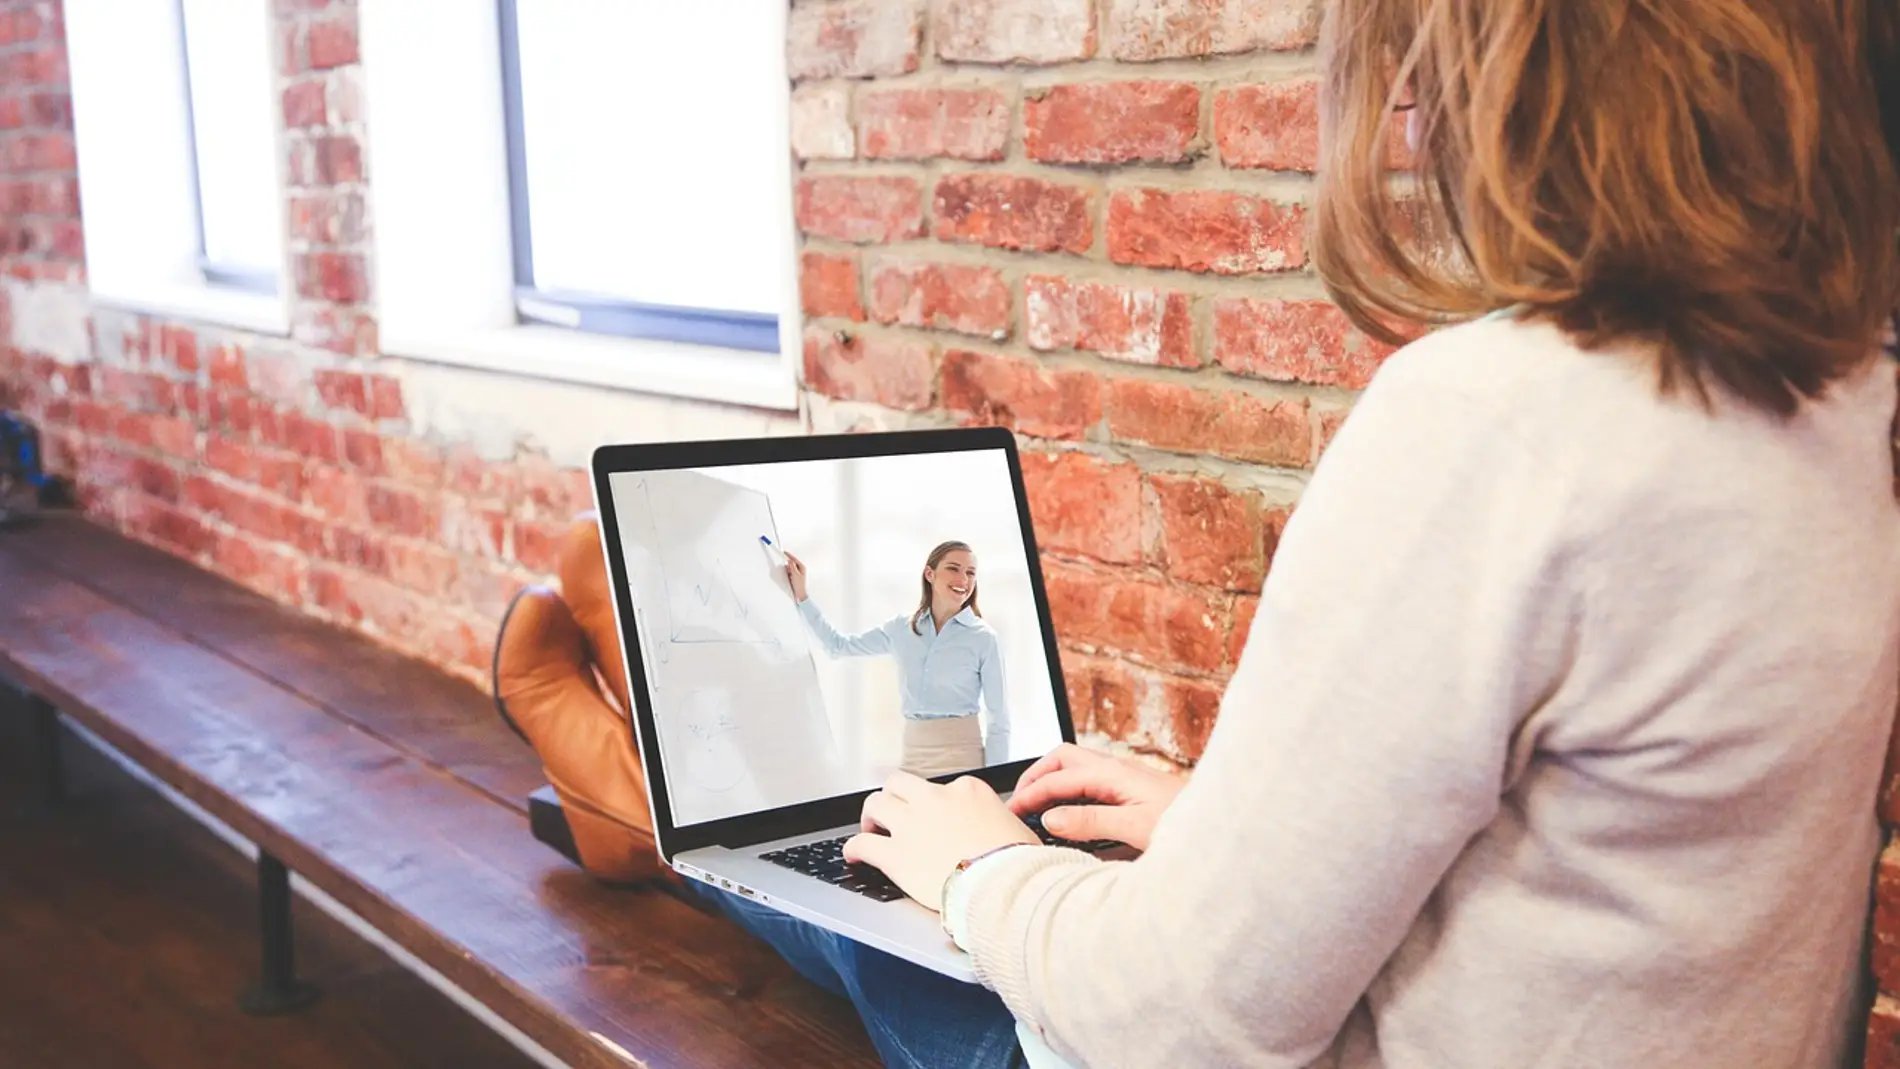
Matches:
[551,2,1900,1066]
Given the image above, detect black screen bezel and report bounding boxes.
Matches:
[590,426,1076,859]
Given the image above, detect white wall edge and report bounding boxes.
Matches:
[55,717,572,1069]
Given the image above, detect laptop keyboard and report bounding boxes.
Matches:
[759,814,1121,903]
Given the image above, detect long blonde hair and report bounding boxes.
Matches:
[911,541,979,635]
[1313,0,1900,417]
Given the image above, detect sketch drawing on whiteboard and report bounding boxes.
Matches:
[610,468,842,823]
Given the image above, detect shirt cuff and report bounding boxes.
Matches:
[948,845,1102,1025]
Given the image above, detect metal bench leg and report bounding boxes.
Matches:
[237,851,320,1015]
[28,695,63,807]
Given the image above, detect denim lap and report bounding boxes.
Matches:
[689,882,1026,1069]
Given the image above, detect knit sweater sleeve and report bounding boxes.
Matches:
[959,366,1584,1068]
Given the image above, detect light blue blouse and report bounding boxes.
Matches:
[797,598,1012,761]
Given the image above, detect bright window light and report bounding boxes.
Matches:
[180,0,282,289]
[508,2,788,320]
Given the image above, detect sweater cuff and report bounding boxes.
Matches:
[958,844,1103,1036]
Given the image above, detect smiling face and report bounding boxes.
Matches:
[925,549,976,614]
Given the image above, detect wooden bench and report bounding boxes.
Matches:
[0,513,878,1069]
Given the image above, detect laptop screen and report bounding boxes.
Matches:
[606,447,1066,828]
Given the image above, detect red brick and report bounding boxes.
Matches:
[1874,845,1900,992]
[867,259,1011,337]
[305,464,371,527]
[384,539,459,593]
[1214,81,1316,171]
[283,80,328,128]
[384,437,446,489]
[787,0,923,80]
[1026,82,1200,165]
[291,305,379,357]
[207,343,248,389]
[801,252,865,322]
[441,495,508,558]
[940,349,1102,440]
[26,92,70,129]
[1065,653,1139,739]
[342,428,385,475]
[366,483,437,539]
[1157,673,1224,761]
[327,526,391,574]
[367,375,404,421]
[129,457,181,503]
[307,566,362,624]
[1020,450,1142,563]
[803,328,936,411]
[311,134,363,184]
[295,253,370,303]
[313,369,369,416]
[1026,275,1195,368]
[26,132,75,170]
[859,87,1011,161]
[128,497,216,560]
[1227,593,1257,666]
[1044,563,1228,673]
[280,411,342,465]
[1870,996,1900,1069]
[305,16,358,69]
[290,191,368,244]
[795,175,926,244]
[27,176,77,215]
[1105,0,1319,60]
[1107,379,1310,466]
[147,415,197,458]
[1214,298,1391,389]
[1313,405,1351,464]
[934,0,1096,64]
[512,518,568,574]
[456,561,526,620]
[423,614,490,679]
[0,97,19,130]
[1148,474,1263,591]
[215,532,306,603]
[445,448,522,503]
[935,173,1093,255]
[1107,188,1305,274]
[207,391,257,438]
[159,325,200,374]
[790,83,855,160]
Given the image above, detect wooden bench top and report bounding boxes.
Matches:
[0,514,878,1069]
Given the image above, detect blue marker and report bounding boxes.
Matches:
[761,535,784,562]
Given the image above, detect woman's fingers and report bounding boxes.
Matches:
[1008,766,1127,816]
[860,790,909,834]
[1041,803,1144,847]
[842,831,893,868]
[1012,743,1090,792]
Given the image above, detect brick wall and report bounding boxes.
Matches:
[2,0,1896,1059]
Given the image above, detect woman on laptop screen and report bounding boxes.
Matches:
[781,540,1010,778]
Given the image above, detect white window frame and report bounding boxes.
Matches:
[358,1,803,412]
[64,0,290,334]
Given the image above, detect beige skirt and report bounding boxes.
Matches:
[900,715,983,779]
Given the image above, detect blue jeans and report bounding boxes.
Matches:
[689,882,1028,1069]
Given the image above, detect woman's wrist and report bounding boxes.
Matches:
[940,841,1033,946]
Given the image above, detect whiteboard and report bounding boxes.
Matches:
[609,469,843,826]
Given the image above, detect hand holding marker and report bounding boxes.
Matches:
[763,536,809,602]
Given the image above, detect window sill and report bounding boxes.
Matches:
[381,323,802,412]
[91,281,291,336]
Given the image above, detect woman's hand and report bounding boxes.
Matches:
[844,772,1038,912]
[783,551,809,602]
[1006,743,1187,852]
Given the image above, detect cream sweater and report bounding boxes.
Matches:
[956,315,1900,1068]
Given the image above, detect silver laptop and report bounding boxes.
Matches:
[589,426,1098,981]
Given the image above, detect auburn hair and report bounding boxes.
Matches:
[1314,0,1900,416]
[911,541,979,635]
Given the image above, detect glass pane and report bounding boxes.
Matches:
[513,2,787,317]
[180,0,281,281]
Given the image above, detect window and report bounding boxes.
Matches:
[497,1,785,352]
[179,0,282,295]
[363,1,801,411]
[65,0,288,331]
